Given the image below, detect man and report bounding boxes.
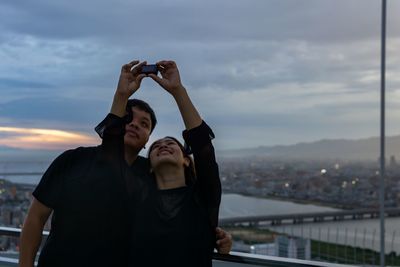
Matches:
[19,60,232,267]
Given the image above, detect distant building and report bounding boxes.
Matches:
[389,155,397,168]
[250,243,276,256]
[249,235,311,260]
[275,235,310,260]
[10,186,17,199]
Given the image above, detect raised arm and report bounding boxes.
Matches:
[95,60,146,151]
[149,60,202,130]
[111,60,147,117]
[150,60,221,225]
[182,122,221,228]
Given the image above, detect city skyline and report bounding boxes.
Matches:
[1,0,400,152]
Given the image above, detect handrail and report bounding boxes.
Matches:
[213,252,356,267]
[0,226,49,237]
[0,226,356,267]
[0,256,19,265]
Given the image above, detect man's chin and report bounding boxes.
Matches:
[124,139,144,152]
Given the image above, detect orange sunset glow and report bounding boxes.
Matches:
[0,126,99,150]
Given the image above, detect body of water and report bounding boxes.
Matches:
[219,194,340,218]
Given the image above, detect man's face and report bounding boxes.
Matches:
[124,106,152,151]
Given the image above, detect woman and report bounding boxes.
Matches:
[128,60,221,266]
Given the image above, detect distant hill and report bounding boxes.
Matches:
[1,135,400,162]
[219,135,400,161]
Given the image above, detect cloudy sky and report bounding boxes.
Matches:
[0,0,399,153]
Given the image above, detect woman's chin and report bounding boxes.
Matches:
[151,157,180,168]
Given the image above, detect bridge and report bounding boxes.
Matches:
[219,207,400,226]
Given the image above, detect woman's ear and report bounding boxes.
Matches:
[183,157,190,167]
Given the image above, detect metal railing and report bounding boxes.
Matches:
[0,226,356,267]
[214,252,356,267]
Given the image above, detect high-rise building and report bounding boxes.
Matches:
[389,155,397,168]
[249,235,311,260]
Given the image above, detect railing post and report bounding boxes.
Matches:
[327,228,330,262]
[318,227,321,260]
[353,228,358,264]
[344,228,348,263]
[372,228,377,266]
[390,230,396,266]
[362,228,366,265]
[335,227,339,262]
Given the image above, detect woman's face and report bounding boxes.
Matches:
[149,137,189,170]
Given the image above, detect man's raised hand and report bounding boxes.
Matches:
[116,60,147,98]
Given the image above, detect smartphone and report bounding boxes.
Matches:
[141,64,158,75]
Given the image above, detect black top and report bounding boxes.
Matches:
[129,120,222,267]
[97,113,221,266]
[33,113,221,267]
[32,114,151,267]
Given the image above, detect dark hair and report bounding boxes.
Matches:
[126,99,157,133]
[148,136,196,186]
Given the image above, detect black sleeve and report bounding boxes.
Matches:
[183,121,221,229]
[95,113,127,157]
[32,150,74,209]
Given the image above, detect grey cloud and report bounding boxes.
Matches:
[223,107,383,146]
[0,97,109,131]
[0,78,54,90]
[1,0,398,150]
[181,40,385,93]
[1,0,398,44]
[1,0,394,96]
